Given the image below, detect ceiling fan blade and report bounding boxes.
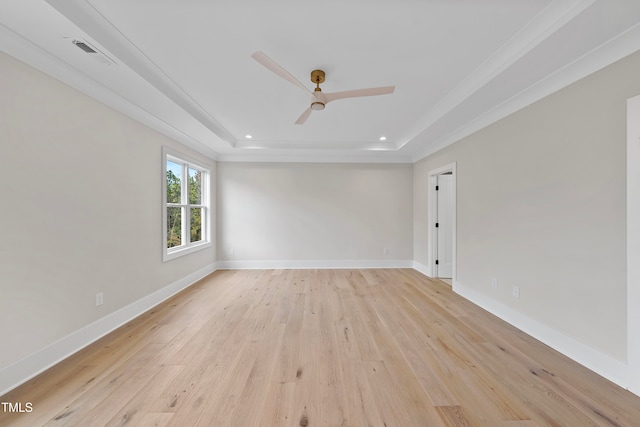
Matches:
[324,86,395,104]
[251,51,311,94]
[295,107,313,125]
[312,90,326,104]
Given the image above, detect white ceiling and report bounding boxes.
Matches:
[2,0,640,162]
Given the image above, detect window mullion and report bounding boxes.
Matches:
[182,163,189,246]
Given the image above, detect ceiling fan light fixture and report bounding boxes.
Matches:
[311,101,325,111]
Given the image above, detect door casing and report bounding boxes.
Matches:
[428,162,457,284]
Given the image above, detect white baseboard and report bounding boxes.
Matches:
[453,280,631,391]
[216,259,413,270]
[412,261,430,277]
[0,262,217,396]
[5,262,632,399]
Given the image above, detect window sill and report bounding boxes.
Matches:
[163,241,212,262]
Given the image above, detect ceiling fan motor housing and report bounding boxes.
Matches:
[311,69,326,84]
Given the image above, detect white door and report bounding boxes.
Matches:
[436,174,453,278]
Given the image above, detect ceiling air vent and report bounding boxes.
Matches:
[70,39,116,66]
[72,40,97,53]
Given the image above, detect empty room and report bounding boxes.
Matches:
[2,1,640,426]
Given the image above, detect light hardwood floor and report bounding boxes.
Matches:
[2,269,640,426]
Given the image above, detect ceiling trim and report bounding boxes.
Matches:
[5,0,638,165]
[217,153,414,164]
[46,0,237,146]
[397,0,595,151]
[234,139,397,151]
[0,20,221,161]
[412,21,640,162]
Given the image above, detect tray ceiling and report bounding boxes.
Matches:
[2,0,640,162]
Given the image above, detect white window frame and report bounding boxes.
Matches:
[162,147,211,262]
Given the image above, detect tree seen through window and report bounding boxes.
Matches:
[165,157,207,254]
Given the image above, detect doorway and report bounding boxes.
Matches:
[428,163,457,284]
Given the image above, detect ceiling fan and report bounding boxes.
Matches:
[251,51,395,125]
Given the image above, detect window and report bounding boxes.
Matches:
[163,148,210,261]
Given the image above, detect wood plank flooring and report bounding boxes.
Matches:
[2,269,640,426]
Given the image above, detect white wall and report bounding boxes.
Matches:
[414,51,640,384]
[217,162,413,267]
[0,51,216,393]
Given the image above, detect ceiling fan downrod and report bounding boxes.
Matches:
[310,70,326,110]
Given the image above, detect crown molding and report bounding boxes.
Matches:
[0,21,221,161]
[412,20,640,163]
[46,0,236,147]
[397,0,596,153]
[217,152,413,164]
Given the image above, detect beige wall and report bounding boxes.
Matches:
[217,162,413,264]
[0,51,216,371]
[414,51,640,362]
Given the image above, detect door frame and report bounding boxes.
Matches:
[428,162,457,284]
[627,95,640,395]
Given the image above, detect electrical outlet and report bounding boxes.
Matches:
[229,248,235,255]
[383,247,389,255]
[96,292,104,306]
[512,286,520,299]
[491,278,498,289]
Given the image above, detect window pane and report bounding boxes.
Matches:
[166,161,182,203]
[188,168,202,204]
[190,207,203,243]
[167,207,182,248]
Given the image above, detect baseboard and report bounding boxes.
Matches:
[5,262,630,398]
[0,262,217,397]
[215,259,413,270]
[453,280,631,391]
[412,261,430,277]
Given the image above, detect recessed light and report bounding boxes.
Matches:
[245,134,253,139]
[379,136,387,141]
